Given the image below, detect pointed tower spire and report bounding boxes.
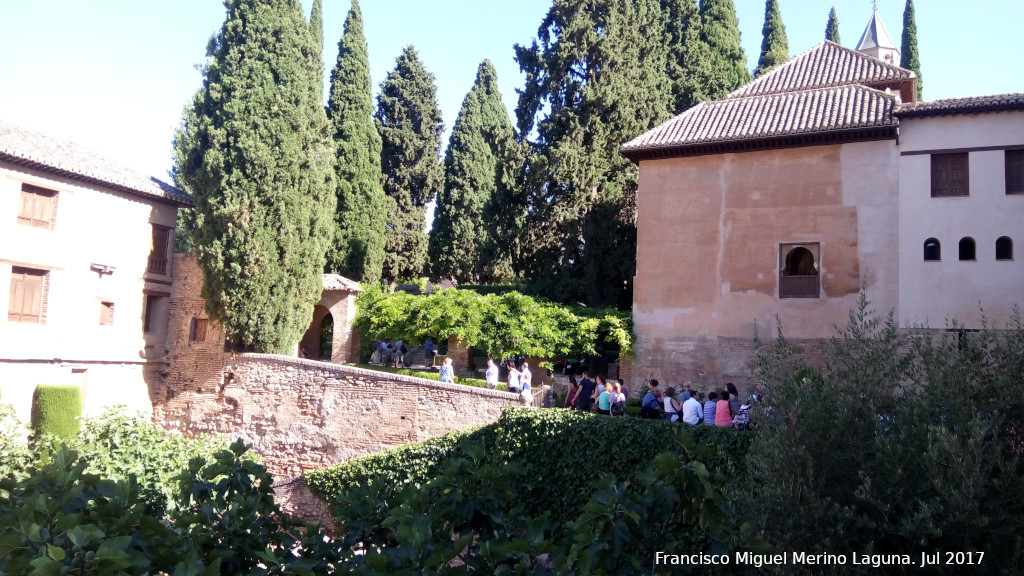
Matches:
[856,11,901,64]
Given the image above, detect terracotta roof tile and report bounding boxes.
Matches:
[622,84,897,156]
[728,41,913,99]
[322,274,362,292]
[0,118,190,205]
[895,93,1024,118]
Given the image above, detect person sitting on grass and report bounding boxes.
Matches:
[704,391,718,426]
[640,380,662,419]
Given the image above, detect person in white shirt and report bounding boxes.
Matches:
[507,362,521,393]
[485,358,499,389]
[681,392,704,425]
[520,362,532,391]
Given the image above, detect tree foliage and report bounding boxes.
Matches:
[900,0,923,101]
[663,0,710,113]
[308,0,323,95]
[175,0,336,353]
[376,46,444,282]
[327,0,388,282]
[741,295,1024,574]
[514,0,672,308]
[354,284,633,359]
[825,6,840,44]
[754,0,788,77]
[699,0,751,99]
[428,60,518,284]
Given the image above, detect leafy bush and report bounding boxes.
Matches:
[309,407,753,532]
[31,384,82,439]
[0,441,344,575]
[741,294,1024,574]
[355,284,633,359]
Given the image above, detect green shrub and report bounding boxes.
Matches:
[742,294,1024,574]
[349,362,501,390]
[308,407,753,532]
[31,384,82,439]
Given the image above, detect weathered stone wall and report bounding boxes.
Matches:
[156,353,521,479]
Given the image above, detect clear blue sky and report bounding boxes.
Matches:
[1,0,1021,180]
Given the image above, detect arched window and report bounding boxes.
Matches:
[959,237,976,261]
[779,243,820,298]
[923,238,941,261]
[996,236,1013,260]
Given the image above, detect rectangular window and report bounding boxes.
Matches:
[18,184,56,229]
[9,267,46,323]
[931,153,969,197]
[1007,150,1024,194]
[148,225,171,274]
[100,301,115,325]
[190,317,208,343]
[779,243,820,299]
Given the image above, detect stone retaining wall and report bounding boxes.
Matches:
[155,353,522,479]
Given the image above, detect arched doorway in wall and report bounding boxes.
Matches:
[779,243,820,298]
[318,314,333,361]
[300,305,333,361]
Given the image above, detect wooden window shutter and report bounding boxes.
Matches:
[148,225,170,274]
[9,268,45,323]
[1008,150,1024,194]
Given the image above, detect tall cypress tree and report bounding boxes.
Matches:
[754,0,788,77]
[428,60,516,283]
[900,0,923,101]
[825,6,841,44]
[699,0,751,98]
[515,0,672,307]
[326,0,387,282]
[663,0,711,113]
[376,46,444,282]
[177,0,336,353]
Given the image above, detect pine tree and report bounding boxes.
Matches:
[376,46,444,282]
[754,0,788,77]
[326,0,387,282]
[825,6,840,44]
[428,60,516,283]
[176,0,336,353]
[900,0,923,101]
[515,0,672,307]
[663,0,711,113]
[699,0,751,98]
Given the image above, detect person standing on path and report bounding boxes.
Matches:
[485,358,498,389]
[439,357,454,383]
[575,371,597,411]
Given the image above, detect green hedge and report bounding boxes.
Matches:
[349,363,502,390]
[31,384,82,439]
[307,407,753,530]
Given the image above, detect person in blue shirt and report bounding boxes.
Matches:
[439,357,454,383]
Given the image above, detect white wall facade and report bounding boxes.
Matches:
[898,112,1024,329]
[0,162,179,422]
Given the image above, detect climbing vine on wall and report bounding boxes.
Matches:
[354,285,633,359]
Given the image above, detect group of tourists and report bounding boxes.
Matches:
[640,380,755,429]
[484,358,535,400]
[370,338,438,368]
[563,372,629,416]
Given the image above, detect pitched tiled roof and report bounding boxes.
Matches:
[895,93,1024,118]
[0,118,190,205]
[622,84,897,159]
[322,274,362,292]
[727,42,913,99]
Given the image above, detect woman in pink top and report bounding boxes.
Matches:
[715,390,735,427]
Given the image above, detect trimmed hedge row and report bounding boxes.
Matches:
[306,407,753,529]
[31,384,82,439]
[348,363,502,390]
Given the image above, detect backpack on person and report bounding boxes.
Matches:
[610,399,626,416]
[400,343,408,354]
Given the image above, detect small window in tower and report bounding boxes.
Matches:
[190,317,208,343]
[1007,150,1024,194]
[779,243,820,298]
[996,237,1013,261]
[923,238,941,261]
[958,237,976,261]
[100,302,115,325]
